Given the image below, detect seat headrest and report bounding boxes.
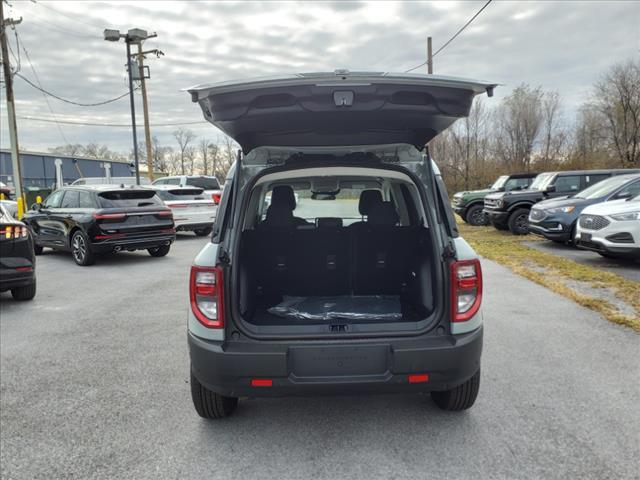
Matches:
[368,201,399,226]
[271,185,296,211]
[263,203,294,227]
[358,189,383,215]
[317,217,343,228]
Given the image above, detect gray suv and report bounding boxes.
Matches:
[186,71,495,418]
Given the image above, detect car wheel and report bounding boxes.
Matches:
[71,230,95,266]
[431,369,480,411]
[508,208,530,235]
[148,244,171,257]
[465,205,488,226]
[11,281,36,301]
[190,371,238,419]
[33,243,43,255]
[194,227,213,237]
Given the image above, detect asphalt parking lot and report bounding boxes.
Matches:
[1,235,639,480]
[524,239,640,282]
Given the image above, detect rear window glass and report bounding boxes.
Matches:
[187,177,220,190]
[98,190,162,208]
[157,189,206,201]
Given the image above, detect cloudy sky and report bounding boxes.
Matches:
[1,0,638,154]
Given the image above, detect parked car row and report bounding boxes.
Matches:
[453,168,640,260]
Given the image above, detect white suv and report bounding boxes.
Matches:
[575,196,640,259]
[152,175,222,206]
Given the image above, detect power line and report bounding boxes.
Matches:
[15,72,137,106]
[15,115,208,128]
[22,11,98,39]
[33,0,106,31]
[405,0,493,73]
[16,30,70,145]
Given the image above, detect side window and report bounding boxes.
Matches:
[43,190,65,208]
[615,181,640,199]
[504,178,519,191]
[167,178,181,185]
[153,178,165,185]
[585,174,609,187]
[78,191,96,208]
[60,190,80,208]
[553,175,581,193]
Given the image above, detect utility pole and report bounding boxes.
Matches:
[0,2,24,203]
[104,28,157,186]
[136,42,162,182]
[427,36,433,74]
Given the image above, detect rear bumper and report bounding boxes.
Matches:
[452,205,467,217]
[91,233,175,253]
[0,266,35,291]
[189,326,483,397]
[175,222,213,231]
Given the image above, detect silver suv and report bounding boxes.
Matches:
[186,71,495,418]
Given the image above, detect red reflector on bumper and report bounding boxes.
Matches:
[15,266,33,272]
[408,374,429,384]
[251,379,273,387]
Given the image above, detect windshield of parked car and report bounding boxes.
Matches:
[529,173,556,191]
[187,177,220,190]
[98,190,162,208]
[574,175,638,199]
[490,176,509,190]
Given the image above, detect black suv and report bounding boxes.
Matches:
[0,204,36,300]
[186,71,497,418]
[483,169,639,234]
[23,186,175,266]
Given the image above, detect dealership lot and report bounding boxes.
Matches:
[524,240,640,282]
[1,235,639,480]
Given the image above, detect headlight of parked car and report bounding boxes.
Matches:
[609,211,640,221]
[547,206,575,214]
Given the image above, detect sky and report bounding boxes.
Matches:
[1,0,639,154]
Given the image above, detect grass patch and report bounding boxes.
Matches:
[458,220,640,332]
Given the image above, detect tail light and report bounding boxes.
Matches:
[451,259,482,322]
[190,266,224,328]
[1,225,28,239]
[212,193,221,204]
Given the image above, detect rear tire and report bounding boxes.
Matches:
[33,244,43,255]
[71,230,95,266]
[431,369,480,411]
[148,244,171,257]
[194,227,212,237]
[508,208,530,235]
[11,281,36,301]
[465,204,488,226]
[190,371,238,419]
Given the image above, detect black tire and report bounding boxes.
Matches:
[431,369,480,411]
[194,227,212,237]
[465,204,488,226]
[33,243,43,255]
[508,208,530,235]
[190,371,238,419]
[71,230,95,266]
[148,244,171,257]
[492,222,509,231]
[11,281,36,301]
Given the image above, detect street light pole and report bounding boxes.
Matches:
[125,38,141,186]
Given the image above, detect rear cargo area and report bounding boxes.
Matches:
[237,220,435,327]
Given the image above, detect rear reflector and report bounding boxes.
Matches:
[15,266,33,272]
[451,259,483,322]
[168,204,189,209]
[92,212,126,220]
[408,374,429,383]
[251,379,273,387]
[189,265,224,328]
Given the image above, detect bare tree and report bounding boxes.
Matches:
[173,127,197,175]
[494,84,544,172]
[216,135,239,180]
[593,59,640,167]
[538,91,567,170]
